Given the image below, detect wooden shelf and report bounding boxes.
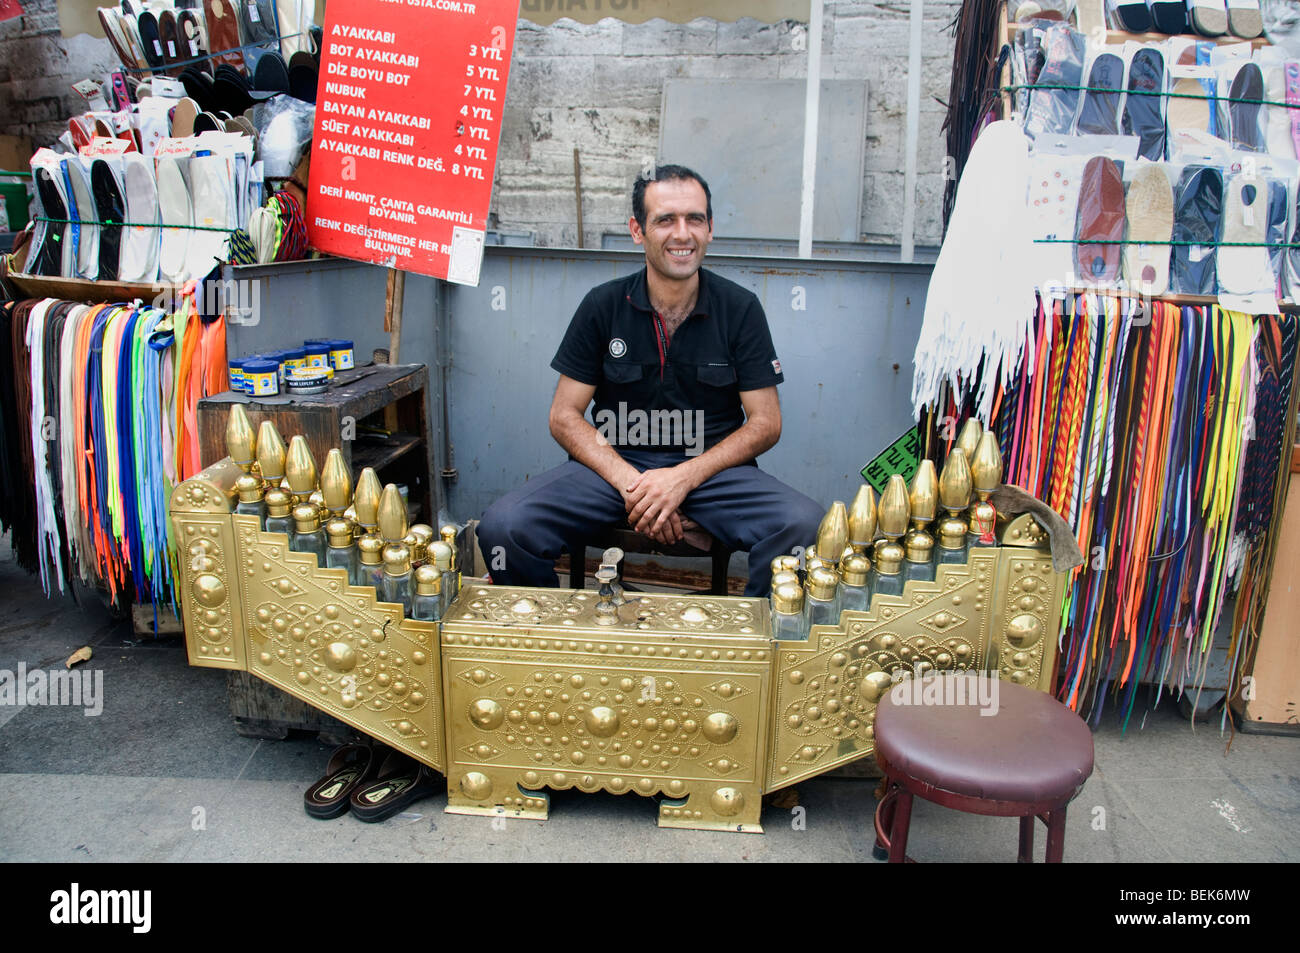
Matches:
[352,432,423,472]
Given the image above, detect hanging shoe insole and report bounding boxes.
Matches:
[91,159,125,281]
[1114,0,1153,33]
[1151,0,1187,33]
[1264,65,1294,159]
[1025,26,1086,139]
[1218,178,1272,295]
[98,8,137,69]
[159,11,184,75]
[171,97,199,138]
[32,167,68,276]
[203,0,246,71]
[1170,165,1222,295]
[177,10,208,61]
[1076,53,1125,135]
[157,158,192,282]
[1168,76,1211,134]
[253,51,290,93]
[1123,164,1174,295]
[240,0,279,46]
[186,155,233,280]
[121,154,160,283]
[1227,0,1262,38]
[137,12,166,71]
[1228,62,1264,152]
[1075,156,1126,284]
[1123,47,1166,161]
[1188,0,1228,36]
[1265,178,1287,295]
[63,159,99,280]
[193,111,222,134]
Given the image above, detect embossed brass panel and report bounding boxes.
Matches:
[233,514,445,772]
[171,459,246,670]
[440,586,773,832]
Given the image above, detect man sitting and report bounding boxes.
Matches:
[476,164,823,596]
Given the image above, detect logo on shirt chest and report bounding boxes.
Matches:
[608,338,627,358]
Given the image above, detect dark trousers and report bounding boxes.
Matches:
[476,449,825,597]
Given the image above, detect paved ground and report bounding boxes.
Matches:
[1,536,1296,863]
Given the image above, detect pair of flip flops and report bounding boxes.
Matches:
[303,742,438,822]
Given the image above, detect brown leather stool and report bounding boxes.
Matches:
[872,672,1093,863]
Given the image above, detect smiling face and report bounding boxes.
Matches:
[629,178,713,284]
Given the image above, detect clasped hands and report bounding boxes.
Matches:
[620,465,698,546]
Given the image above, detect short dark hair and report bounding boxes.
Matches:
[632,164,713,230]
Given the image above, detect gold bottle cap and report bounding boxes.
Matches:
[878,474,911,540]
[841,552,871,586]
[226,405,256,471]
[256,421,287,482]
[326,518,354,546]
[321,448,353,516]
[308,489,325,508]
[358,535,385,566]
[414,564,442,596]
[807,566,839,602]
[411,524,435,547]
[956,417,982,463]
[264,488,292,518]
[770,555,798,576]
[939,517,967,550]
[939,447,974,513]
[816,502,850,568]
[771,570,801,591]
[876,541,904,574]
[905,530,933,563]
[803,546,828,574]
[848,484,878,550]
[378,484,408,543]
[286,436,318,500]
[908,460,938,523]
[235,473,263,503]
[430,541,453,571]
[382,542,412,576]
[973,431,1004,496]
[772,583,804,615]
[403,531,427,564]
[353,468,382,530]
[292,503,320,533]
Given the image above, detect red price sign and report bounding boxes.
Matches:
[306,0,518,286]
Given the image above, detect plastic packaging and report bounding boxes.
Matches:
[1123,43,1168,161]
[1024,24,1088,141]
[254,95,316,180]
[1170,164,1224,295]
[1074,46,1127,137]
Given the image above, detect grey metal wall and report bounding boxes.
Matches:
[224,247,933,524]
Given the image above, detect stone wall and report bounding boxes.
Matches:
[0,0,959,246]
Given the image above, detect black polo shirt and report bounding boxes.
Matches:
[550,266,783,456]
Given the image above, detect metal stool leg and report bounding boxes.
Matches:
[887,788,914,863]
[872,781,898,860]
[710,550,730,595]
[1018,815,1035,863]
[1044,807,1067,863]
[569,542,587,590]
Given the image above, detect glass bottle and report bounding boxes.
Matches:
[771,583,808,641]
[381,543,413,615]
[358,536,385,591]
[404,531,427,571]
[970,431,1003,549]
[903,531,935,584]
[410,524,435,568]
[264,488,293,536]
[290,504,327,564]
[870,542,905,598]
[234,474,266,524]
[430,541,454,617]
[325,518,359,586]
[804,566,842,629]
[411,565,443,622]
[440,525,461,603]
[839,552,872,612]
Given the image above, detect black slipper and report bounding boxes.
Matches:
[1170,165,1223,295]
[253,51,290,93]
[1076,52,1124,135]
[213,75,255,115]
[1113,0,1153,33]
[349,750,438,823]
[1151,0,1187,33]
[1228,62,1264,152]
[1122,47,1166,161]
[304,742,382,819]
[91,160,125,281]
[289,64,317,103]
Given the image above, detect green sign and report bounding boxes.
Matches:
[860,425,922,494]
